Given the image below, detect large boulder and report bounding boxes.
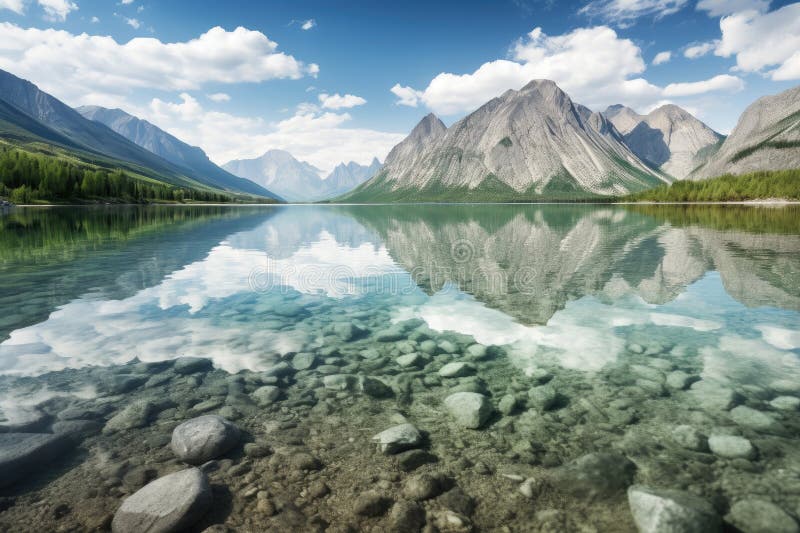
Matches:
[726,499,799,533]
[0,433,72,488]
[628,485,721,532]
[111,468,212,533]
[170,415,240,465]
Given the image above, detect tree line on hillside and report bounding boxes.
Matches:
[0,147,237,204]
[625,169,800,202]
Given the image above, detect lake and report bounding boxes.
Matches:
[1,204,799,531]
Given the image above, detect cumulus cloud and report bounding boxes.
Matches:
[652,51,672,65]
[663,74,744,96]
[390,26,742,114]
[207,92,231,102]
[38,0,76,20]
[141,93,402,173]
[579,0,689,25]
[684,41,718,59]
[696,0,770,16]
[0,0,25,14]
[301,19,316,30]
[715,3,800,80]
[0,23,319,105]
[124,17,140,29]
[318,92,366,109]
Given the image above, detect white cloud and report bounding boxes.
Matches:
[696,0,770,17]
[318,92,367,109]
[142,93,403,173]
[684,41,718,59]
[663,74,744,96]
[90,15,99,22]
[715,3,800,80]
[0,0,25,14]
[391,26,742,114]
[125,17,140,29]
[207,92,231,102]
[0,23,319,105]
[652,51,672,65]
[301,19,316,30]
[37,0,77,21]
[121,0,134,4]
[579,0,689,25]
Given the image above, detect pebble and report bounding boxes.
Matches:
[465,344,487,360]
[726,499,799,533]
[438,362,475,378]
[354,490,393,516]
[403,473,452,500]
[527,384,558,411]
[708,435,755,459]
[396,449,437,472]
[372,423,422,454]
[438,340,458,354]
[171,415,240,465]
[111,468,212,533]
[498,394,518,415]
[292,352,317,370]
[387,501,426,532]
[419,340,438,355]
[252,386,280,406]
[444,392,493,429]
[397,353,423,368]
[770,396,800,411]
[628,485,721,532]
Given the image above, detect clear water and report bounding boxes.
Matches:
[1,204,799,531]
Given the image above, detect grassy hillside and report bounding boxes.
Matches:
[0,143,274,204]
[623,169,800,202]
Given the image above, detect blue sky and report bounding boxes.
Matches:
[0,0,798,172]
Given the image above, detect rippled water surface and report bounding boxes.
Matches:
[1,204,799,532]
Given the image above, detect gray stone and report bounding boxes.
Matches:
[444,392,493,429]
[729,406,776,431]
[291,352,317,371]
[770,396,800,411]
[465,344,487,360]
[387,501,426,533]
[375,328,404,342]
[438,362,475,378]
[552,452,636,499]
[359,376,394,398]
[354,490,393,516]
[173,357,213,375]
[631,364,665,383]
[0,433,72,488]
[670,425,707,451]
[57,404,112,421]
[498,394,518,415]
[111,468,212,533]
[372,423,422,454]
[52,419,102,440]
[628,485,721,533]
[252,386,280,406]
[438,340,458,354]
[403,473,452,500]
[323,374,356,391]
[690,381,739,411]
[419,340,438,355]
[396,449,437,472]
[528,384,558,411]
[708,435,755,459]
[666,371,695,390]
[397,353,423,368]
[263,362,293,378]
[727,499,799,533]
[770,379,800,395]
[104,400,155,434]
[171,415,240,465]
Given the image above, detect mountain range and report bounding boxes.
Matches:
[340,80,671,202]
[76,106,275,199]
[0,68,279,201]
[222,150,381,202]
[690,84,800,180]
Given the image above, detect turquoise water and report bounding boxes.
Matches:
[0,204,799,531]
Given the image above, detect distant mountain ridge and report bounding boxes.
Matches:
[604,104,723,179]
[223,150,380,202]
[77,105,278,199]
[340,79,668,202]
[690,85,800,180]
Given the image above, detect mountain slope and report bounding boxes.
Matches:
[605,104,723,179]
[223,150,327,202]
[340,80,666,202]
[77,106,277,198]
[322,158,382,199]
[690,85,800,180]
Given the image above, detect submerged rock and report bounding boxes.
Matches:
[729,406,777,431]
[552,452,636,499]
[444,392,493,429]
[628,485,721,532]
[0,433,72,488]
[173,357,213,375]
[0,406,48,433]
[359,376,394,398]
[527,384,558,411]
[372,423,422,454]
[171,415,240,465]
[671,425,707,451]
[387,500,426,532]
[252,386,281,406]
[726,499,799,533]
[323,374,356,391]
[770,396,800,411]
[111,468,212,533]
[708,435,755,459]
[438,362,475,378]
[104,400,155,434]
[354,490,393,516]
[291,352,317,371]
[403,473,452,501]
